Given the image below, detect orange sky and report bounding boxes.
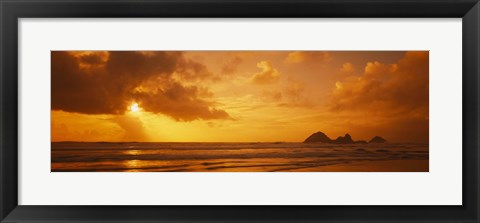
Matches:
[51,51,429,143]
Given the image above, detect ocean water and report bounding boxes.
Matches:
[51,142,428,172]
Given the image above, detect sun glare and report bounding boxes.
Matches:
[130,103,140,112]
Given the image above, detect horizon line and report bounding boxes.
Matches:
[51,140,427,144]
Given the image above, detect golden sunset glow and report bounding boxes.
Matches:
[130,103,140,112]
[51,51,428,143]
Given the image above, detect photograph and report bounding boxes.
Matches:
[3,0,478,221]
[51,50,429,172]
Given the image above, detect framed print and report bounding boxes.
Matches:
[1,0,479,222]
[50,50,429,173]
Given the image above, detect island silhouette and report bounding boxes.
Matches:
[303,131,386,144]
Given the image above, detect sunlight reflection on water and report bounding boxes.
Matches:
[51,142,428,172]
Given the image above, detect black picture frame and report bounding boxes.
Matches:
[1,0,479,222]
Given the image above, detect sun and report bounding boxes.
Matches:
[130,103,140,112]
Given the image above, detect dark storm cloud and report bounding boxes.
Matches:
[132,81,230,121]
[51,51,231,121]
[78,52,107,65]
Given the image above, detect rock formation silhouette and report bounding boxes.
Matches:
[369,136,387,143]
[303,131,332,143]
[303,131,386,144]
[334,133,354,144]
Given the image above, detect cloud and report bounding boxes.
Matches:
[330,52,428,112]
[285,79,306,100]
[261,90,283,102]
[173,58,213,81]
[284,51,331,64]
[340,62,355,73]
[260,79,311,107]
[52,51,231,121]
[131,80,231,121]
[251,61,280,84]
[221,56,242,75]
[328,51,429,142]
[280,78,312,107]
